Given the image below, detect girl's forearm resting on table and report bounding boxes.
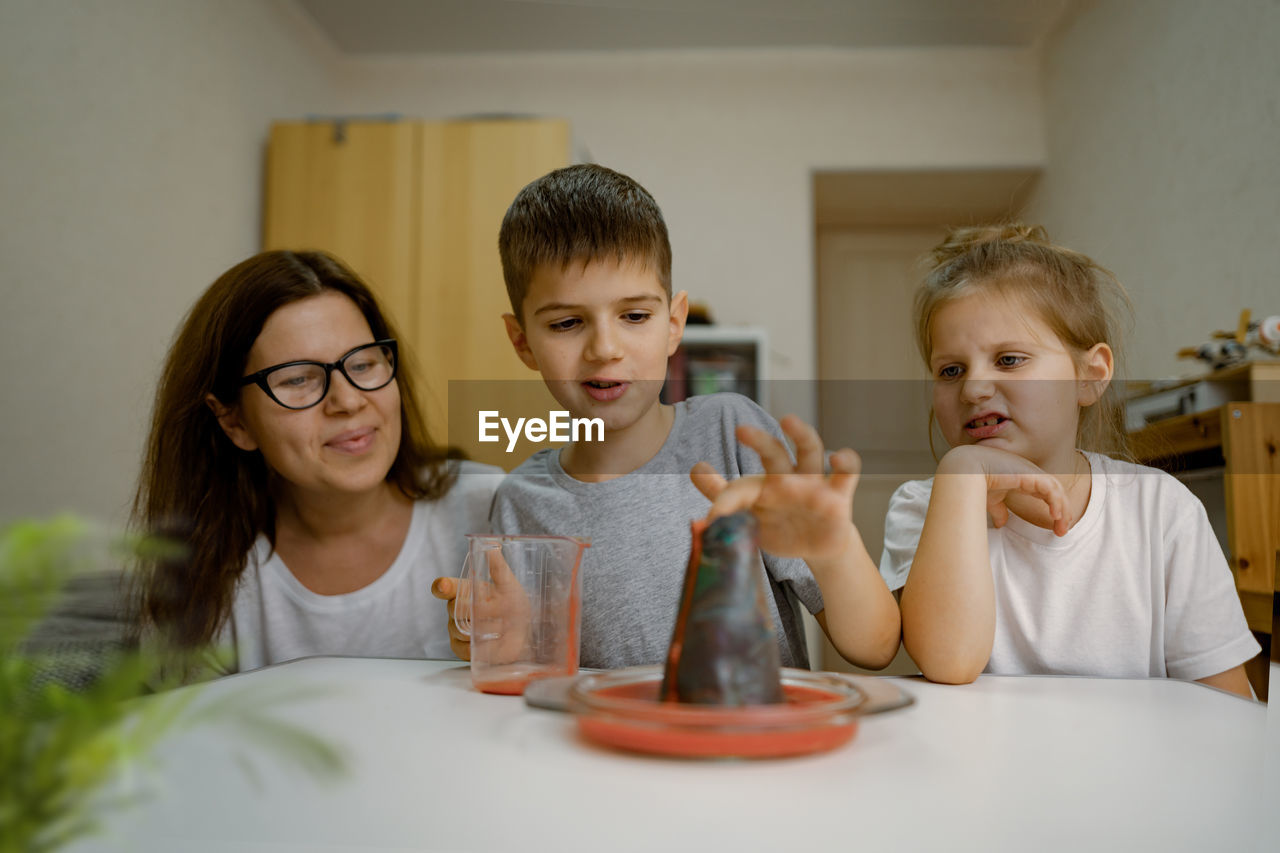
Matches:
[808,526,902,670]
[1197,665,1253,699]
[900,468,996,683]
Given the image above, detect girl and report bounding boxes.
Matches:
[131,250,502,678]
[880,225,1258,697]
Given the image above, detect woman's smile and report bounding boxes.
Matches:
[324,425,377,455]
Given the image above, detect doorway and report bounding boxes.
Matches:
[812,167,1041,675]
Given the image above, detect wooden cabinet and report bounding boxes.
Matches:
[263,118,570,468]
[1127,362,1280,697]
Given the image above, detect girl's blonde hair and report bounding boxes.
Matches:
[915,223,1133,456]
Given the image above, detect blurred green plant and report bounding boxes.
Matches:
[0,516,345,853]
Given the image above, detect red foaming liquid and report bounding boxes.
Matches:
[577,682,857,758]
[474,663,566,695]
[476,676,536,695]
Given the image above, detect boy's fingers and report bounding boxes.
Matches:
[780,415,825,474]
[828,447,862,493]
[735,424,794,476]
[705,476,765,520]
[431,577,457,600]
[689,461,728,501]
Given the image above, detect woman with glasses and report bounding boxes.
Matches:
[131,250,502,679]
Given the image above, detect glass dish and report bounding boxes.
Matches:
[566,665,911,759]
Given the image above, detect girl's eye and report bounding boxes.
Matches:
[996,355,1027,368]
[622,311,651,323]
[937,365,963,380]
[548,318,581,332]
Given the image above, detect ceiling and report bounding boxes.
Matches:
[814,168,1042,228]
[296,0,1076,55]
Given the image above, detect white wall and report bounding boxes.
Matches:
[0,0,338,523]
[1023,0,1280,381]
[328,47,1047,420]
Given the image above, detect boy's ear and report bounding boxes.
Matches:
[666,290,689,357]
[503,313,540,371]
[1077,343,1114,406]
[205,394,259,451]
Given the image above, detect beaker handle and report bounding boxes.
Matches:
[453,552,473,637]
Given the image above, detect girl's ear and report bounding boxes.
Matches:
[503,313,539,371]
[205,394,259,451]
[1077,343,1115,407]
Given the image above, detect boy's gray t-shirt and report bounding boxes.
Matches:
[489,392,824,670]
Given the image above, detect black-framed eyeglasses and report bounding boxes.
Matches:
[240,339,398,410]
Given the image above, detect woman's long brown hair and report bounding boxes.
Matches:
[130,250,456,651]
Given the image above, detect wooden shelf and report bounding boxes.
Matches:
[1132,401,1280,622]
[1129,407,1224,462]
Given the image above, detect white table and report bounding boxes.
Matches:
[72,657,1272,853]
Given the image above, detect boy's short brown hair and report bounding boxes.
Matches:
[498,164,672,321]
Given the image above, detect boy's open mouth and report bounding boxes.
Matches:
[582,379,628,402]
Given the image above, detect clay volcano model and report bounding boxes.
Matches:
[660,512,784,705]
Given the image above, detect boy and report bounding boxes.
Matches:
[433,164,899,671]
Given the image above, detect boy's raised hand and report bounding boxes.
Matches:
[689,415,861,564]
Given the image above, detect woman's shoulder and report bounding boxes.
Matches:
[447,459,506,486]
[415,459,503,523]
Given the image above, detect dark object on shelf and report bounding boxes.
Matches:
[1177,309,1280,370]
[661,513,784,706]
[686,301,714,325]
[661,327,764,405]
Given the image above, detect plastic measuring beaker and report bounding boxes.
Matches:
[454,534,589,694]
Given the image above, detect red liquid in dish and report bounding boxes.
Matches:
[576,682,857,758]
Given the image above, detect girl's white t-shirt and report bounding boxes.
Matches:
[220,461,503,673]
[880,451,1260,681]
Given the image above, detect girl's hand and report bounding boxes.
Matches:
[689,415,861,563]
[937,444,1071,536]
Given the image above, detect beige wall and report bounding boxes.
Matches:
[8,0,1274,533]
[0,0,337,523]
[0,17,1047,524]
[1022,0,1280,381]
[329,47,1047,421]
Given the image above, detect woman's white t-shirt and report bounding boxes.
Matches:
[220,461,503,673]
[879,452,1260,681]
